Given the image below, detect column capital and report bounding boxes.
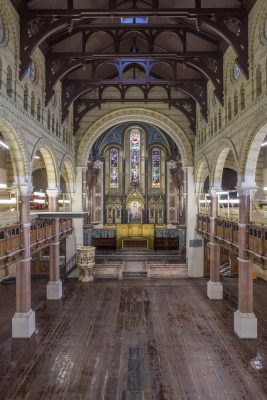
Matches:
[19,184,33,196]
[46,188,61,198]
[236,185,257,197]
[76,166,87,172]
[209,188,218,198]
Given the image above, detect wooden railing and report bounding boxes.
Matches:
[197,215,267,268]
[0,219,73,268]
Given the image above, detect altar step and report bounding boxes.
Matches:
[122,271,147,280]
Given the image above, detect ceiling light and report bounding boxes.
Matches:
[0,139,9,150]
[0,198,16,204]
[34,156,40,159]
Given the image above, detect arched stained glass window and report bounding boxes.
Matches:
[152,148,160,188]
[130,128,140,186]
[110,148,119,188]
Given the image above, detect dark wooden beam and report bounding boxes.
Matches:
[62,80,207,125]
[73,98,196,132]
[24,8,246,17]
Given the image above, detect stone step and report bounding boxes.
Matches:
[122,271,147,280]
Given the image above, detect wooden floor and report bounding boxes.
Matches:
[1,278,267,400]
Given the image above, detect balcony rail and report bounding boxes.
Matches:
[197,214,267,268]
[0,219,73,268]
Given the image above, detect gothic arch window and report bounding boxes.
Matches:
[130,128,140,186]
[240,85,245,110]
[152,148,161,188]
[31,91,35,116]
[23,84,28,111]
[228,99,232,122]
[47,109,51,130]
[37,99,41,122]
[256,66,262,97]
[6,66,12,98]
[218,109,222,129]
[0,56,2,90]
[52,114,55,134]
[234,91,238,116]
[110,148,119,189]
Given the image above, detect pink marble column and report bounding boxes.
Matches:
[234,190,257,338]
[207,190,223,299]
[46,188,62,300]
[12,185,35,338]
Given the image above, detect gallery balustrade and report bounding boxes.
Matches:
[0,219,73,268]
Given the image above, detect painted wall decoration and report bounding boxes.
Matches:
[130,128,141,186]
[110,148,119,188]
[128,201,142,223]
[152,148,161,188]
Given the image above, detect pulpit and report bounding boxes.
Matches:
[76,246,95,282]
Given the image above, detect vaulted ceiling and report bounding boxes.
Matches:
[12,0,255,133]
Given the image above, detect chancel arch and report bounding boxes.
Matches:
[76,108,193,169]
[88,121,183,226]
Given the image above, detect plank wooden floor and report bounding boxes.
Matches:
[0,277,267,400]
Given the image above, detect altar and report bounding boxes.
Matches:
[116,224,154,249]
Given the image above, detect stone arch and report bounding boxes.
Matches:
[249,0,267,56]
[76,109,193,168]
[31,138,59,189]
[240,120,267,187]
[60,154,76,193]
[0,116,29,186]
[211,138,239,190]
[195,153,210,193]
[1,0,19,60]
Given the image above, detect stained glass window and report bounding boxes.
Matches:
[152,148,160,188]
[130,128,140,186]
[110,148,119,188]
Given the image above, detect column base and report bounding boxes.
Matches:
[234,310,257,339]
[81,275,94,282]
[12,309,35,338]
[46,280,62,300]
[207,280,223,300]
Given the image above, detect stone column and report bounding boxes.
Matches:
[263,147,267,190]
[166,161,177,225]
[92,160,104,226]
[207,190,223,299]
[72,166,85,246]
[184,166,204,277]
[12,185,35,338]
[234,189,257,339]
[46,188,62,300]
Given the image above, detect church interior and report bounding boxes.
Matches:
[0,0,267,398]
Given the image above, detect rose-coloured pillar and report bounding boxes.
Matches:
[76,246,95,282]
[46,188,62,300]
[12,185,35,338]
[234,189,257,338]
[207,190,223,299]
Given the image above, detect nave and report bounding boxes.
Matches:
[0,277,267,400]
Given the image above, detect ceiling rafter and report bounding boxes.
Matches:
[61,79,206,127]
[73,97,196,132]
[45,52,219,105]
[16,0,251,136]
